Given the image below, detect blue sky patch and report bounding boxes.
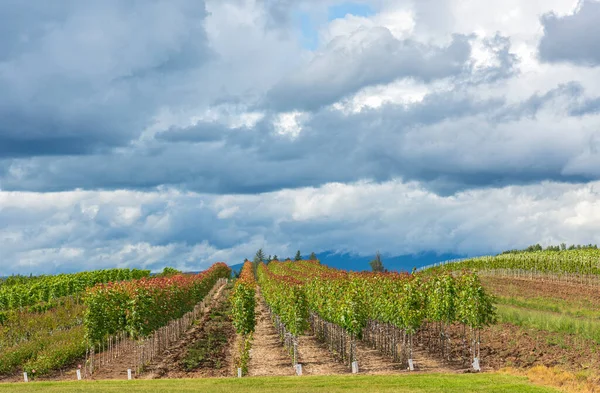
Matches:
[328,2,375,21]
[295,11,319,50]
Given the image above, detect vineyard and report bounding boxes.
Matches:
[230,262,257,375]
[0,264,230,380]
[425,249,600,278]
[257,260,495,372]
[0,268,150,312]
[0,256,581,393]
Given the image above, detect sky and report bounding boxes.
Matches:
[1,0,600,275]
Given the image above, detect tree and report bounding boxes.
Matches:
[272,255,278,261]
[309,252,317,261]
[253,249,265,264]
[159,267,181,277]
[369,251,385,273]
[253,249,265,276]
[294,250,302,261]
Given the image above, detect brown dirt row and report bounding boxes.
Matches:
[295,333,350,375]
[435,322,600,374]
[247,294,295,376]
[0,281,229,383]
[482,276,600,305]
[481,323,600,372]
[251,290,461,376]
[145,284,235,379]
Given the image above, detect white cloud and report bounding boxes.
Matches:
[273,111,307,137]
[3,179,600,275]
[1,0,600,273]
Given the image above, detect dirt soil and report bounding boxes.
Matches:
[145,284,235,379]
[475,276,600,372]
[247,294,295,377]
[2,281,229,383]
[352,336,462,375]
[482,276,600,304]
[8,276,599,383]
[479,323,600,372]
[296,332,350,375]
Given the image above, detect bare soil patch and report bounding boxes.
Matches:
[145,283,235,379]
[5,281,229,382]
[247,294,295,377]
[482,276,600,305]
[296,333,350,375]
[438,322,600,374]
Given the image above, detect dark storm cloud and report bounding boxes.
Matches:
[538,0,600,66]
[3,81,599,195]
[0,0,212,158]
[0,0,598,199]
[155,122,235,143]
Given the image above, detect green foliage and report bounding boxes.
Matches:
[455,273,496,329]
[294,251,302,261]
[253,249,265,277]
[369,251,385,273]
[501,243,598,255]
[83,263,231,344]
[236,333,253,376]
[158,267,181,277]
[0,325,85,376]
[257,264,309,336]
[230,262,256,335]
[264,261,496,338]
[432,249,600,276]
[23,326,87,376]
[309,252,317,261]
[0,298,84,348]
[182,293,231,371]
[0,269,150,312]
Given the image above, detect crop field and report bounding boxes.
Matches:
[5,253,600,392]
[429,249,600,279]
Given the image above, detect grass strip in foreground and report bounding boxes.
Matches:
[0,373,557,392]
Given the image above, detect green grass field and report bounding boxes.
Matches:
[497,303,600,343]
[0,374,557,393]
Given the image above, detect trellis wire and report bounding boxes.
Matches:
[85,278,227,378]
[266,302,299,365]
[309,312,356,367]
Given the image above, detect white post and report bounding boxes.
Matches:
[76,369,82,380]
[23,372,28,382]
[127,369,132,380]
[351,361,359,374]
[408,359,414,371]
[295,364,302,376]
[472,357,480,372]
[237,368,242,378]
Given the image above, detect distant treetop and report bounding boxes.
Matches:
[500,243,598,255]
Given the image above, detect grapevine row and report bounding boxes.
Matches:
[83,263,231,344]
[426,249,600,276]
[258,260,495,368]
[229,262,257,376]
[0,268,150,311]
[230,261,257,335]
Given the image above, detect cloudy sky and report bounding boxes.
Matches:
[1,0,600,275]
